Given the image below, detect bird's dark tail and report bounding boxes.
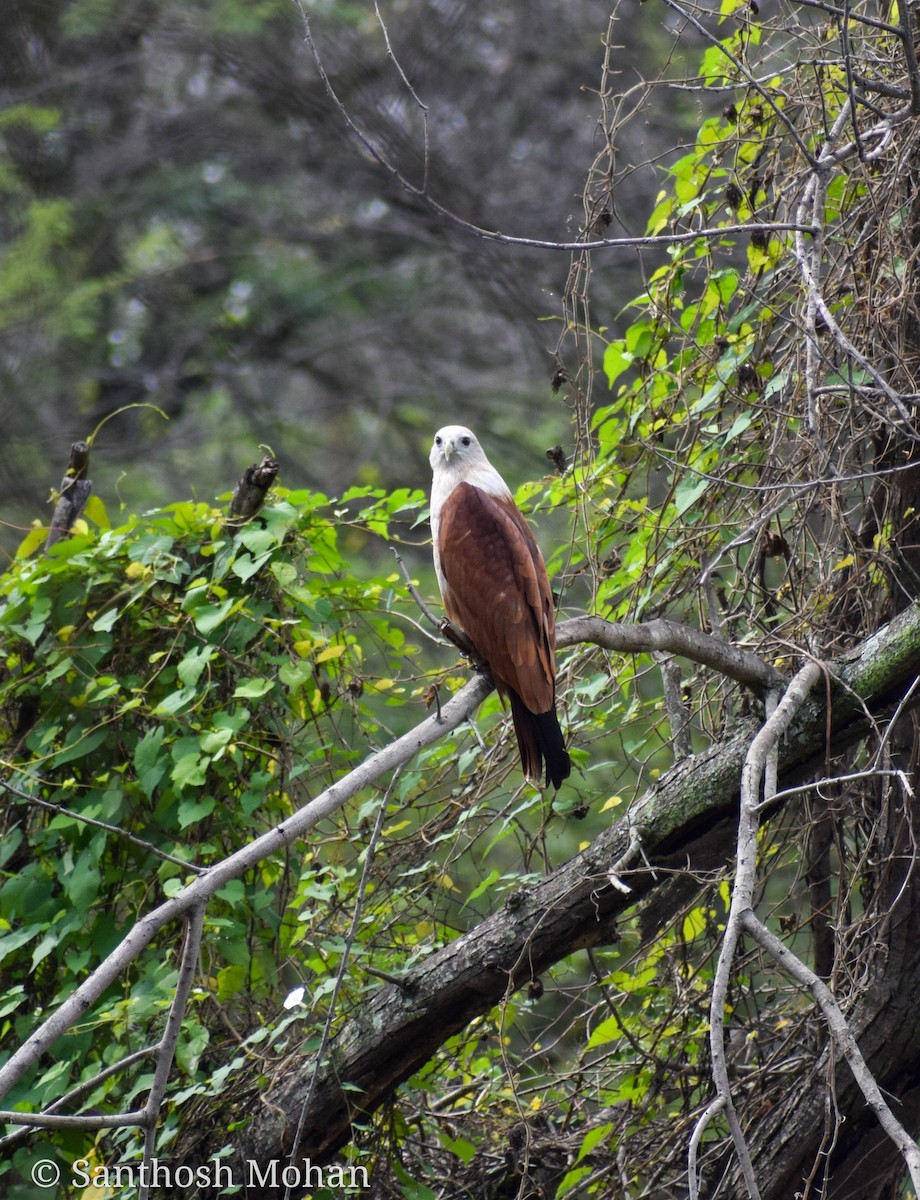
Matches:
[509,693,571,790]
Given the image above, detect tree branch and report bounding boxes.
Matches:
[709,667,823,1200]
[557,615,784,692]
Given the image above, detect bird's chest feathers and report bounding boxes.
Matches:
[437,484,537,604]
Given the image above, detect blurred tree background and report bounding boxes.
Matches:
[0,0,697,551]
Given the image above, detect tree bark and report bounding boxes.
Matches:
[225,455,280,527]
[44,441,92,549]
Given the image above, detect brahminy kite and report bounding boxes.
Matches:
[429,425,571,789]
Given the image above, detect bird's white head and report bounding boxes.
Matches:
[429,425,511,501]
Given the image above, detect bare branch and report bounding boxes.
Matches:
[139,904,206,1199]
[653,651,693,758]
[710,665,823,1198]
[557,615,784,692]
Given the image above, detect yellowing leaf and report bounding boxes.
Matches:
[367,678,394,692]
[315,644,346,663]
[14,525,47,559]
[383,819,411,837]
[83,493,110,529]
[682,907,707,941]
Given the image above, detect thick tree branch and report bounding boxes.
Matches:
[557,615,784,692]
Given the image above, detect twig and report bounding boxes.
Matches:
[139,903,206,1200]
[391,545,487,662]
[653,651,692,758]
[896,0,920,115]
[752,766,914,813]
[372,0,430,191]
[0,1048,155,1148]
[557,615,784,693]
[4,784,205,873]
[607,832,645,894]
[283,768,400,1197]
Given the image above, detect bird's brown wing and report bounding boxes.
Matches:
[436,481,556,714]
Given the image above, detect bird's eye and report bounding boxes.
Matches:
[461,436,471,446]
[435,435,442,445]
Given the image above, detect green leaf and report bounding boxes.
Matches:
[200,726,234,755]
[66,852,101,907]
[172,752,209,789]
[437,1131,477,1164]
[216,963,248,1001]
[576,1122,614,1162]
[15,527,47,559]
[178,646,215,687]
[135,726,167,798]
[192,597,238,634]
[682,906,707,941]
[83,494,111,530]
[461,869,501,909]
[0,928,40,966]
[51,725,109,767]
[603,342,633,388]
[30,931,61,970]
[177,796,216,828]
[233,677,274,699]
[92,608,120,632]
[153,687,198,716]
[231,552,271,582]
[673,476,709,517]
[586,1012,623,1049]
[555,1166,592,1198]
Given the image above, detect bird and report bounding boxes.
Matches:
[429,424,571,789]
